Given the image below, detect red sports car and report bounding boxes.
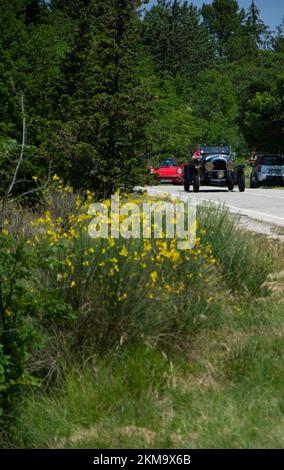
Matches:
[150,158,184,184]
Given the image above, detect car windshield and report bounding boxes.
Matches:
[200,146,230,156]
[159,159,178,167]
[262,155,284,166]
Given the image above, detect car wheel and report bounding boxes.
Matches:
[250,177,256,188]
[238,174,246,192]
[193,175,200,193]
[184,181,190,192]
[227,177,234,191]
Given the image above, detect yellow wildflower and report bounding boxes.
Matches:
[118,293,127,302]
[108,238,115,248]
[4,309,13,317]
[151,271,158,283]
[119,246,128,257]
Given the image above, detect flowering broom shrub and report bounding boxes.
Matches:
[19,178,220,357]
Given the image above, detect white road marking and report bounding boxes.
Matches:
[220,204,284,222]
[246,191,284,200]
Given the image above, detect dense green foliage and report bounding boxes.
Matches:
[3,195,283,448]
[0,185,279,441]
[0,0,283,198]
[0,0,284,445]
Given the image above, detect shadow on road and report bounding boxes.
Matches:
[182,189,230,193]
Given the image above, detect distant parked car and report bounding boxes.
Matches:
[150,158,183,184]
[250,154,284,188]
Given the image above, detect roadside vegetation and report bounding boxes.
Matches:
[1,0,284,449]
[0,181,283,448]
[1,0,284,200]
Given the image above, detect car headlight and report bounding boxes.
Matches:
[217,170,225,179]
[227,161,234,171]
[205,162,214,171]
[150,168,155,174]
[177,168,183,175]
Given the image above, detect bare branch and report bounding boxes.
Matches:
[7,94,26,196]
[14,161,52,202]
[0,86,51,234]
[13,179,35,186]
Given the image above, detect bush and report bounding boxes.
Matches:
[1,180,276,434]
[0,230,75,429]
[0,235,39,424]
[26,183,221,356]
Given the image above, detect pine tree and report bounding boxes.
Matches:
[142,0,214,80]
[201,0,246,59]
[49,0,154,197]
[245,1,269,50]
[50,0,91,18]
[273,17,284,53]
[24,0,48,25]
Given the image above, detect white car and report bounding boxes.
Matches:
[250,154,284,187]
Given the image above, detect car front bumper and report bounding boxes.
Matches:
[157,176,183,184]
[258,174,284,184]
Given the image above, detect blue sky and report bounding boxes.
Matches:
[146,0,284,31]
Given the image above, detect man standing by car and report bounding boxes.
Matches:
[183,151,201,192]
[249,148,258,166]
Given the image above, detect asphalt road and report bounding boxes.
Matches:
[144,185,284,227]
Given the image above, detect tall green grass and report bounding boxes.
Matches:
[2,191,283,448]
[198,205,275,294]
[12,296,284,448]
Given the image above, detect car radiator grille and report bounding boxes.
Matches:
[212,161,227,170]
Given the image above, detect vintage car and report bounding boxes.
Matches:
[183,146,246,192]
[150,158,184,184]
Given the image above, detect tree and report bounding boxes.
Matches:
[245,1,269,51]
[273,17,284,53]
[191,69,242,148]
[50,0,90,18]
[243,73,284,152]
[142,0,214,80]
[201,0,246,59]
[145,78,201,158]
[47,0,155,197]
